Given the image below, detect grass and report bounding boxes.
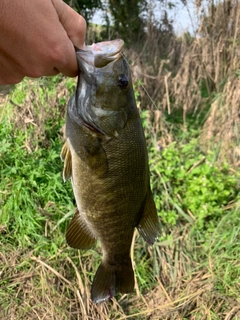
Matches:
[0,76,240,319]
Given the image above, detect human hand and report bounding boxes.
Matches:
[0,0,86,85]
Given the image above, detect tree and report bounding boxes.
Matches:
[63,0,102,22]
[108,0,147,44]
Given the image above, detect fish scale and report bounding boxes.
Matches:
[61,39,160,303]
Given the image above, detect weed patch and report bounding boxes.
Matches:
[0,72,239,319]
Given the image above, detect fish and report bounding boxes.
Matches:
[61,39,159,303]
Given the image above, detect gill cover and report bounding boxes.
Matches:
[69,40,130,137]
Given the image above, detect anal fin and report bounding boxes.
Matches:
[60,142,72,182]
[66,208,97,249]
[137,188,160,245]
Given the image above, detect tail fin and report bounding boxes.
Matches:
[91,258,134,303]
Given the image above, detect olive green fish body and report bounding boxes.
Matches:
[61,39,159,303]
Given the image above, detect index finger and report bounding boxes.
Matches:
[53,0,86,49]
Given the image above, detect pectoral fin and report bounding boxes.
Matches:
[83,136,108,176]
[60,142,72,182]
[66,208,97,249]
[137,189,160,245]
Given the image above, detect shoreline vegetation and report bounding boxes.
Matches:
[1,1,240,318]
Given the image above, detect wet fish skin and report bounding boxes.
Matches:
[61,39,159,303]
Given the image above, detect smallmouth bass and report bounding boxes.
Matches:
[61,39,159,303]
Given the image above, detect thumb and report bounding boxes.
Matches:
[52,0,86,49]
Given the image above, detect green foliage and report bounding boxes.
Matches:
[108,0,145,45]
[0,78,75,249]
[149,138,239,232]
[205,207,240,296]
[0,76,240,318]
[0,137,73,244]
[133,79,143,104]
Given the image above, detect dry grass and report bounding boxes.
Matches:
[201,73,240,166]
[1,6,240,316]
[1,223,240,320]
[131,0,240,109]
[0,77,75,152]
[127,0,240,165]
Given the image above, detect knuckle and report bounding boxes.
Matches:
[50,43,67,65]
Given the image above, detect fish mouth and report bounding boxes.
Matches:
[75,39,124,69]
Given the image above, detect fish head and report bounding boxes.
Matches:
[70,39,135,137]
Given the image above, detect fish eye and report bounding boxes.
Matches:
[117,74,129,88]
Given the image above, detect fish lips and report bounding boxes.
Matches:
[75,39,124,72]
